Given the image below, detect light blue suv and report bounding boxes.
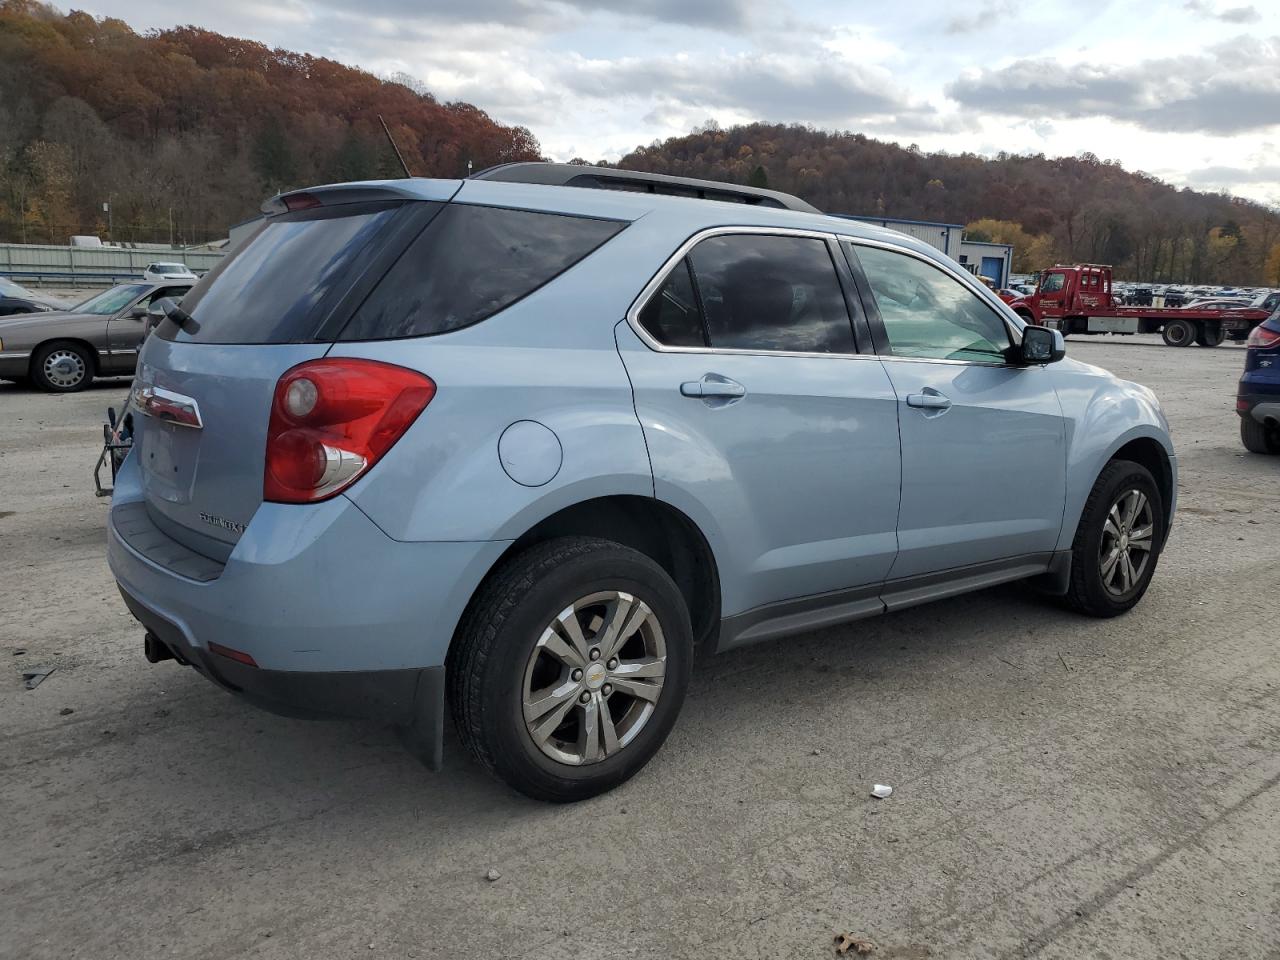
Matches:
[107,163,1175,801]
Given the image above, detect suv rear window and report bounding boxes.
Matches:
[161,201,410,344]
[338,204,625,341]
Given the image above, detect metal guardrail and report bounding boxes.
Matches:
[0,242,223,288]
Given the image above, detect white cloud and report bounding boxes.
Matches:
[947,37,1280,134]
[76,0,1280,205]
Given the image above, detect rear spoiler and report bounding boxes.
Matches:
[263,179,463,215]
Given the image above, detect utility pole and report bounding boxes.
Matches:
[103,198,112,243]
[168,207,174,248]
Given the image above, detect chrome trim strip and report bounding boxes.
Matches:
[138,385,203,429]
[0,350,32,360]
[622,224,1024,369]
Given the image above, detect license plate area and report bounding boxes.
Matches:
[140,419,202,505]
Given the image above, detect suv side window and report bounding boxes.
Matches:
[637,258,706,347]
[340,205,625,341]
[849,243,1012,363]
[685,234,855,353]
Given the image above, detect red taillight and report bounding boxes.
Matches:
[282,192,322,211]
[264,359,435,503]
[1246,325,1280,349]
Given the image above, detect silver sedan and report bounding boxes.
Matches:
[0,280,193,392]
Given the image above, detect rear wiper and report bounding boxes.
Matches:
[155,297,198,333]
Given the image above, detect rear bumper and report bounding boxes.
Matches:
[1237,388,1280,425]
[120,583,440,726]
[107,450,510,762]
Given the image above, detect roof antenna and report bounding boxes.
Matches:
[378,114,413,178]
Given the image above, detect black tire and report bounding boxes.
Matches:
[1195,322,1224,347]
[1063,459,1165,618]
[1240,417,1280,454]
[30,340,94,392]
[1161,319,1194,347]
[448,536,693,802]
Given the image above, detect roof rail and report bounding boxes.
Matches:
[469,162,821,214]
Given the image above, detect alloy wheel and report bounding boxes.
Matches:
[1099,489,1154,597]
[521,590,667,766]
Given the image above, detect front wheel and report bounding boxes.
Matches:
[1064,460,1165,617]
[1161,319,1194,347]
[1241,416,1280,454]
[448,536,693,802]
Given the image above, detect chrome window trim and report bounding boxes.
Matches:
[624,225,878,361]
[839,234,1025,369]
[625,225,1027,369]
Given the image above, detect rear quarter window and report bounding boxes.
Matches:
[338,204,625,341]
[161,201,411,344]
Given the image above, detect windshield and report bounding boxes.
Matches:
[0,278,35,298]
[73,283,149,315]
[151,263,188,272]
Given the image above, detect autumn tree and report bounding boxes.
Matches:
[0,0,542,244]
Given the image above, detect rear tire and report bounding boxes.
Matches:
[1241,417,1280,454]
[1195,322,1224,347]
[1063,460,1164,618]
[448,536,693,802]
[31,341,93,392]
[1161,319,1194,347]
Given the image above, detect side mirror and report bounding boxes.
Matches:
[127,304,147,320]
[1020,325,1065,364]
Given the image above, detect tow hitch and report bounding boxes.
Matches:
[94,404,134,498]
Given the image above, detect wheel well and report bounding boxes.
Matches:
[1015,308,1035,323]
[30,338,100,376]
[1110,438,1173,538]
[495,496,721,648]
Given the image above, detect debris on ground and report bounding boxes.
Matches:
[59,707,74,716]
[484,868,501,882]
[835,933,876,954]
[22,667,54,690]
[870,784,893,799]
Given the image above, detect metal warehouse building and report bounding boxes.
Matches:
[958,240,1014,289]
[836,215,964,260]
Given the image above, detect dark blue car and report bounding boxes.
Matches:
[1239,310,1280,454]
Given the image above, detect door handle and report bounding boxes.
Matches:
[681,376,746,399]
[905,392,952,410]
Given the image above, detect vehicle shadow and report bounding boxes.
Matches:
[78,580,1087,825]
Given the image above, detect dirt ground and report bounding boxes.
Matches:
[2,335,1277,960]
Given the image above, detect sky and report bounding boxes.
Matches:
[81,0,1280,207]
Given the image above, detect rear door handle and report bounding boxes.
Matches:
[905,392,952,410]
[681,376,746,399]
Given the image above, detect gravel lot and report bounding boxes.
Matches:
[2,336,1277,960]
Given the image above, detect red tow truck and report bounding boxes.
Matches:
[1006,264,1276,347]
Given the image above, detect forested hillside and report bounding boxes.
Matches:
[615,123,1280,285]
[3,1,1278,284]
[0,0,540,245]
